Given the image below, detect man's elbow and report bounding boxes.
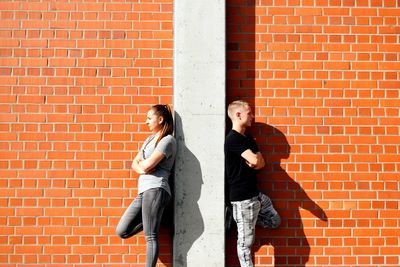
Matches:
[255,154,265,169]
[257,160,265,169]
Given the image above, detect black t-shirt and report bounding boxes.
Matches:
[225,129,259,202]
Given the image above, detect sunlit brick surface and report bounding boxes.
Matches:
[0,1,173,266]
[226,0,399,266]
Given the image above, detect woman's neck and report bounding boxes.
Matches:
[152,130,161,137]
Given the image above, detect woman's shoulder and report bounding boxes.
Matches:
[160,134,176,144]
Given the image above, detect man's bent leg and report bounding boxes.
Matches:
[257,192,281,229]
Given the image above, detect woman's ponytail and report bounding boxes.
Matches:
[152,104,173,145]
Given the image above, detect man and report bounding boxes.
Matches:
[225,100,265,267]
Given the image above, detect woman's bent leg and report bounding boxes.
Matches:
[116,194,143,239]
[142,188,171,267]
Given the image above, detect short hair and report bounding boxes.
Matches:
[227,100,250,120]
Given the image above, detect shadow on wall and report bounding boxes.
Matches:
[226,0,328,265]
[253,123,328,267]
[158,156,175,266]
[172,112,205,267]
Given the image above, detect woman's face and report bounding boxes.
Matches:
[146,109,163,133]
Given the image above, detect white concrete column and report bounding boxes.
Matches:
[173,0,225,266]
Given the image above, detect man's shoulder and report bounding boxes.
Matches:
[226,130,254,141]
[225,130,241,143]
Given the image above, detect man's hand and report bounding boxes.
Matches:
[241,150,265,170]
[246,161,256,168]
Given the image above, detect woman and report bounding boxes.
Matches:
[116,104,176,267]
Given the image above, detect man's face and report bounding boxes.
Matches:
[239,105,254,127]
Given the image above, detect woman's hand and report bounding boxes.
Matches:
[138,150,165,173]
[131,152,148,174]
[131,150,165,174]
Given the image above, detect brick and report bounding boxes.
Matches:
[43,245,71,254]
[15,245,42,254]
[72,245,100,254]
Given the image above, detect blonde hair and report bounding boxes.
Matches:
[227,100,250,120]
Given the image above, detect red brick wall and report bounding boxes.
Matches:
[2,0,399,266]
[227,0,399,266]
[0,1,173,266]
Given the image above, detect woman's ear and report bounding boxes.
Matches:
[158,116,164,125]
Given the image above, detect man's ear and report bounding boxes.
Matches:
[236,111,241,120]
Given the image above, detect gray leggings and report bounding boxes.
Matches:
[116,187,170,267]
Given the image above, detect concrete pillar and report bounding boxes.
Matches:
[173,0,225,266]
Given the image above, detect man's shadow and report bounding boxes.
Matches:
[252,123,328,267]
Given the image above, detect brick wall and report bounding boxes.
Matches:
[1,0,399,266]
[0,0,173,266]
[227,0,399,266]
